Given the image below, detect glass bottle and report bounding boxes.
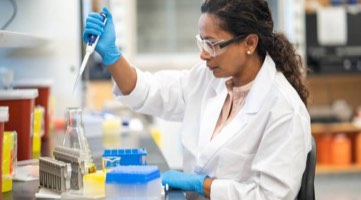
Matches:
[63,107,96,173]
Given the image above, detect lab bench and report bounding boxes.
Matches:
[2,132,185,199]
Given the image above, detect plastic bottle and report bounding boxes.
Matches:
[348,0,358,5]
[62,107,96,173]
[317,134,333,164]
[331,133,352,167]
[83,171,106,197]
[121,120,130,136]
[102,117,121,149]
[0,106,9,192]
[356,132,361,165]
[120,119,139,148]
[2,131,16,192]
[32,106,44,159]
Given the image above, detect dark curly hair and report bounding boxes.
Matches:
[201,0,309,107]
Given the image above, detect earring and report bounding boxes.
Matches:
[246,50,251,55]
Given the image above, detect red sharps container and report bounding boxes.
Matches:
[15,80,52,139]
[15,80,53,156]
[0,106,9,192]
[0,89,38,161]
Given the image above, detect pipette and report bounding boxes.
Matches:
[73,12,107,93]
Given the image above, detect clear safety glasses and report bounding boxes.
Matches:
[195,34,245,57]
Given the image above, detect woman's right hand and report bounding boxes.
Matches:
[82,7,121,65]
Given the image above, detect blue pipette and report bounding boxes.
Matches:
[73,12,107,93]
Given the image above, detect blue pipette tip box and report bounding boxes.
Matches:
[103,148,147,165]
[105,165,160,184]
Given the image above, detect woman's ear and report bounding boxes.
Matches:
[244,34,259,55]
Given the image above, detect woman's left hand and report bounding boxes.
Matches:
[161,170,207,196]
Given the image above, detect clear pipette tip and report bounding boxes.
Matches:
[72,53,90,94]
[72,11,107,94]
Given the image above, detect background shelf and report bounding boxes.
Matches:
[313,122,361,174]
[312,123,361,135]
[0,30,48,48]
[316,164,361,174]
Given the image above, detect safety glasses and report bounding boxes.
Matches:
[195,34,245,57]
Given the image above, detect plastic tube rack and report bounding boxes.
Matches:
[53,146,86,190]
[103,148,147,165]
[39,157,71,193]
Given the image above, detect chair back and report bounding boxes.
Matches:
[297,136,316,200]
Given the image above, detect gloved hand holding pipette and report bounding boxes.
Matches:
[74,7,122,92]
[83,7,121,65]
[82,7,136,95]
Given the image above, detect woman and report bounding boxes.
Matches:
[83,0,312,199]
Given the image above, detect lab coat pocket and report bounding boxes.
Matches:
[216,148,255,181]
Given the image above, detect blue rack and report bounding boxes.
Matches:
[103,148,147,165]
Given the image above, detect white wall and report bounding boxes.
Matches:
[0,0,82,117]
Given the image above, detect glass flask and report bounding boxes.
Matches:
[63,107,96,173]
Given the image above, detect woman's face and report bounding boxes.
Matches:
[197,13,251,80]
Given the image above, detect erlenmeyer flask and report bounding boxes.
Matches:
[63,107,96,173]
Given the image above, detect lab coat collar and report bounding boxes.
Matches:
[195,55,276,174]
[208,54,276,114]
[197,79,228,150]
[244,54,276,114]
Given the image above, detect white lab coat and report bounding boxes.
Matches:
[113,55,312,200]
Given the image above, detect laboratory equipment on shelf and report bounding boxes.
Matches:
[105,165,161,200]
[73,12,107,92]
[62,107,96,173]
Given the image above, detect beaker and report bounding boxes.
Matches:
[102,156,121,172]
[0,67,14,89]
[63,107,96,173]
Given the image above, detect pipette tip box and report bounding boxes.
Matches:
[105,165,161,200]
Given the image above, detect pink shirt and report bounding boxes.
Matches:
[211,79,253,140]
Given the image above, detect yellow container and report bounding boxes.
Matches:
[32,106,44,158]
[83,171,106,197]
[102,118,121,148]
[150,127,163,149]
[2,131,17,192]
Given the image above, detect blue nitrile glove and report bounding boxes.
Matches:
[82,7,121,65]
[161,170,207,196]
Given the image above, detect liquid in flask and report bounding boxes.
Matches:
[63,107,96,173]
